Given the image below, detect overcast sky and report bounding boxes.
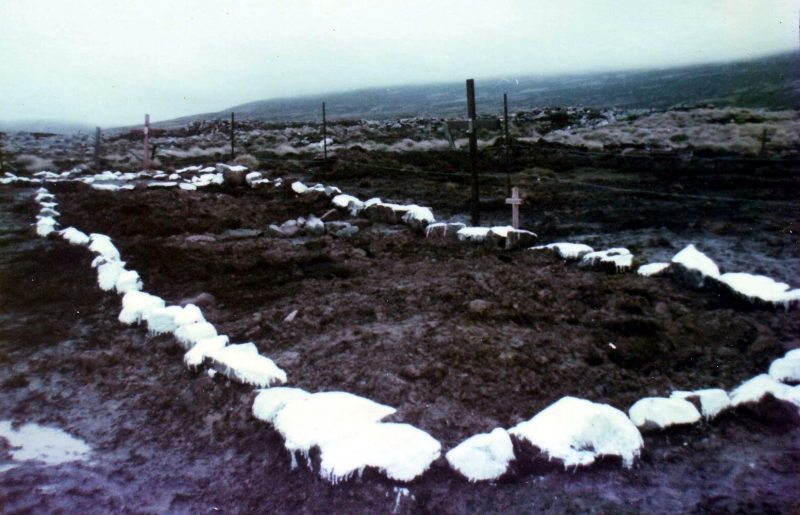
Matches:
[1,0,797,126]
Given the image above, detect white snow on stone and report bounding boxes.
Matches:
[637,262,670,277]
[91,183,136,192]
[59,227,90,246]
[670,389,731,419]
[37,207,60,218]
[401,205,435,226]
[509,396,643,468]
[363,197,382,208]
[456,227,491,242]
[671,244,720,278]
[332,194,364,215]
[318,422,441,483]
[532,242,594,260]
[179,182,197,191]
[118,291,165,325]
[718,272,797,306]
[628,397,702,429]
[785,349,800,360]
[38,201,58,210]
[581,248,633,271]
[253,387,312,423]
[36,216,58,236]
[114,270,143,294]
[272,391,396,456]
[245,171,263,185]
[768,352,800,384]
[192,173,224,187]
[143,305,185,335]
[148,181,178,188]
[206,342,287,387]
[176,165,202,174]
[291,181,309,194]
[88,234,121,262]
[184,335,229,368]
[730,374,800,409]
[0,421,91,465]
[96,261,126,291]
[174,304,205,327]
[487,226,514,239]
[35,192,55,202]
[173,321,218,350]
[445,427,514,482]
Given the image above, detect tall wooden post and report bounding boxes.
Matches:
[322,102,328,162]
[94,127,102,169]
[466,79,479,226]
[143,114,150,171]
[503,93,510,193]
[230,112,235,161]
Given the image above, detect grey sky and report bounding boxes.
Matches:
[1,0,797,127]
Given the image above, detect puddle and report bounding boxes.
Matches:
[0,420,91,467]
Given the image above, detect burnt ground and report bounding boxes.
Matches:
[1,149,800,513]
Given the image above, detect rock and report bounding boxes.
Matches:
[363,203,408,224]
[505,229,538,250]
[267,224,291,237]
[468,299,493,315]
[305,215,326,236]
[274,350,301,369]
[484,229,507,249]
[325,221,352,233]
[216,163,249,187]
[180,292,216,307]
[335,226,359,238]
[217,228,263,241]
[628,397,702,430]
[425,222,466,240]
[185,234,216,243]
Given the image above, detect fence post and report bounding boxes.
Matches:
[466,79,479,226]
[94,127,102,170]
[230,112,235,161]
[322,102,328,162]
[143,114,150,171]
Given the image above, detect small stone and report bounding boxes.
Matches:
[185,234,216,243]
[305,215,326,236]
[505,229,538,250]
[468,299,493,314]
[217,228,263,241]
[335,226,359,239]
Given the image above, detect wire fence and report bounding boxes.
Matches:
[252,143,799,209]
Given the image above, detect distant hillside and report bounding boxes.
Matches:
[157,51,799,127]
[0,120,94,134]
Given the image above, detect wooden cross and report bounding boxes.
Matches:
[506,187,522,229]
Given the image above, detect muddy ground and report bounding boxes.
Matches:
[1,147,799,513]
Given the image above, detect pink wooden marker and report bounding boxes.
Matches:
[143,114,150,171]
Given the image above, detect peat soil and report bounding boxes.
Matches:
[1,163,799,513]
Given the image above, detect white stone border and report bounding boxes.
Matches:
[15,165,800,485]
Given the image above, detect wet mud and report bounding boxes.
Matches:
[1,149,799,514]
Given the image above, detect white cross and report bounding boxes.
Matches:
[505,187,522,229]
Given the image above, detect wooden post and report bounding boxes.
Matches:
[322,102,328,162]
[503,93,510,193]
[466,79,479,226]
[506,187,522,229]
[143,114,150,171]
[230,112,235,161]
[94,127,102,169]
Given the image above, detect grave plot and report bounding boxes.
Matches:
[2,169,800,512]
[47,179,799,455]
